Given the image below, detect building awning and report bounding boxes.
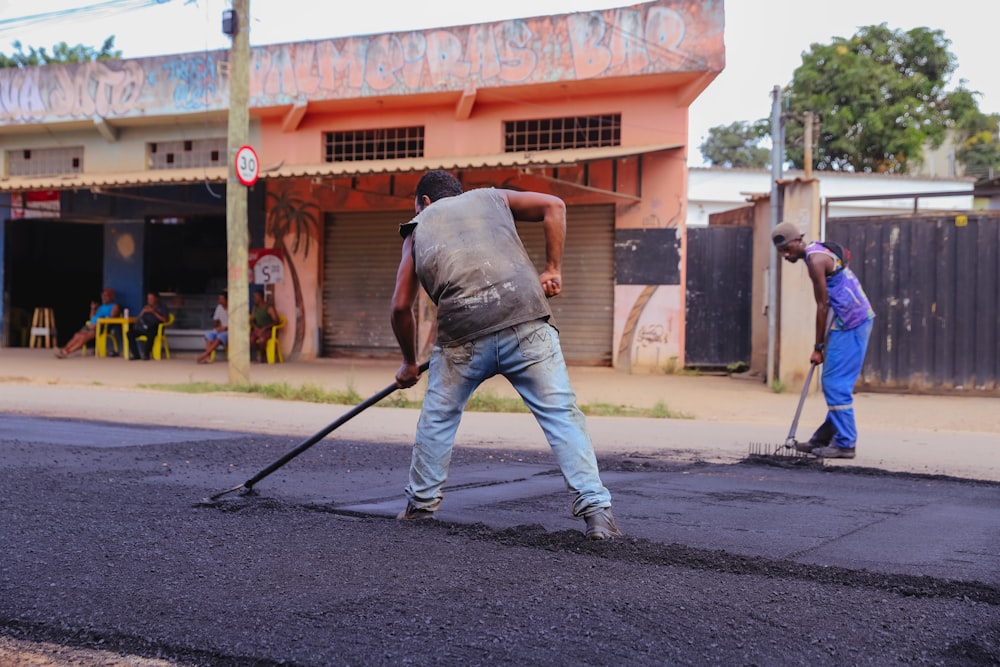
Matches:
[0,143,682,192]
[264,143,682,179]
[0,167,228,192]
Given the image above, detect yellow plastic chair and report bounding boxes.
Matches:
[85,319,121,357]
[135,313,175,360]
[208,341,227,363]
[265,315,287,364]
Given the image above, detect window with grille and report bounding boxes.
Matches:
[148,138,226,169]
[323,127,424,162]
[504,114,621,152]
[7,146,84,177]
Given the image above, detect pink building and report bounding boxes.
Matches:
[0,0,724,371]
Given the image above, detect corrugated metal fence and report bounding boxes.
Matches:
[828,212,1000,394]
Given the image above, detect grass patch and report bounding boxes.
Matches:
[143,381,375,406]
[582,399,693,419]
[144,382,688,419]
[464,390,530,413]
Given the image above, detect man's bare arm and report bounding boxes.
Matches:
[500,189,566,297]
[807,254,833,361]
[391,236,421,386]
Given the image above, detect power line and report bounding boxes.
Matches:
[0,0,171,36]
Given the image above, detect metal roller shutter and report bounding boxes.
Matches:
[515,205,614,366]
[322,211,408,357]
[321,204,615,365]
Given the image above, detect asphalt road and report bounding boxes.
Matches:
[1,405,998,666]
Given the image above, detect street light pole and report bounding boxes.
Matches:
[225,0,250,384]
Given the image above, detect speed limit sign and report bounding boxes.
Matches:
[234,145,259,186]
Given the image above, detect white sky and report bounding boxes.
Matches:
[1,0,996,167]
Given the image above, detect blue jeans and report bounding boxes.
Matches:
[205,330,228,346]
[820,318,874,448]
[405,319,612,517]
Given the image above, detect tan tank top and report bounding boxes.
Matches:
[407,188,552,345]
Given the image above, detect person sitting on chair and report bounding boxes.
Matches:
[55,288,120,358]
[197,292,228,364]
[127,292,170,361]
[249,290,278,363]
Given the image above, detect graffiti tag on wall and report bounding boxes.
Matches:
[0,0,722,124]
[249,4,714,102]
[1,60,146,122]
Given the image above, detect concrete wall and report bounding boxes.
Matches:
[749,200,771,380]
[776,180,822,390]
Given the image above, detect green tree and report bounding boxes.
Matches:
[945,88,1000,178]
[699,120,771,168]
[785,24,957,173]
[0,37,121,68]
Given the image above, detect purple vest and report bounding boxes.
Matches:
[805,242,875,330]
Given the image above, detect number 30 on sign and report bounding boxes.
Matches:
[235,145,259,186]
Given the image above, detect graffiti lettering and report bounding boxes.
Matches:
[398,33,427,89]
[465,24,502,82]
[160,55,217,110]
[0,70,47,122]
[365,34,404,91]
[46,61,145,118]
[609,9,650,72]
[292,43,321,96]
[645,7,686,61]
[637,323,668,346]
[567,13,613,79]
[1,1,702,122]
[425,30,471,85]
[494,20,536,82]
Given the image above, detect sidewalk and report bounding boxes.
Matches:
[2,347,999,481]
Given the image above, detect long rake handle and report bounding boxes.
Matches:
[785,361,816,444]
[209,361,429,501]
[785,311,836,446]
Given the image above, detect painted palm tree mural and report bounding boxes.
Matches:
[265,186,320,359]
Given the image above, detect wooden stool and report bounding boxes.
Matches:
[29,307,56,348]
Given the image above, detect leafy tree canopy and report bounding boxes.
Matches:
[0,37,121,68]
[785,23,959,173]
[699,120,771,169]
[703,24,1000,178]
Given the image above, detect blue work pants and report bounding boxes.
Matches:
[820,318,874,448]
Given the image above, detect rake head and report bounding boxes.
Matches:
[746,440,824,467]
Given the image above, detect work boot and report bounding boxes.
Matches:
[811,445,856,459]
[793,440,817,454]
[809,419,836,448]
[584,508,623,541]
[396,502,436,521]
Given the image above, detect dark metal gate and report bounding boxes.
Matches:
[828,213,1000,393]
[684,226,753,367]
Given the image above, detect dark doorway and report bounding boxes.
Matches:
[4,219,103,347]
[144,216,227,295]
[684,226,753,368]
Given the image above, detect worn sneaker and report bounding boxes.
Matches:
[396,502,436,521]
[811,445,856,459]
[584,508,623,541]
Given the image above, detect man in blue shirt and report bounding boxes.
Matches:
[772,221,876,459]
[55,287,120,358]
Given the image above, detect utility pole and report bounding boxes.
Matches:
[767,84,784,387]
[225,0,250,384]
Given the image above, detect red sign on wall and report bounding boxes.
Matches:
[11,190,60,219]
[248,248,284,284]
